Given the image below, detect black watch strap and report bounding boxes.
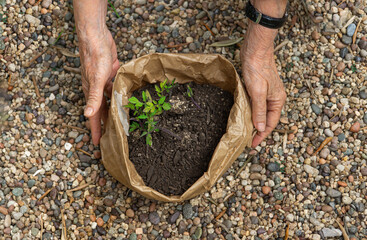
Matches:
[245,1,287,29]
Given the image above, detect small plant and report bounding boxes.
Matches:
[351,64,357,73]
[185,84,201,109]
[108,0,121,18]
[155,78,176,97]
[125,79,179,147]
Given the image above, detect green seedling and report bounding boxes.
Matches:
[125,80,180,147]
[185,84,201,109]
[155,78,176,97]
[108,0,121,18]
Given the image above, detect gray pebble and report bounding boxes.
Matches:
[183,203,194,219]
[149,211,160,225]
[326,188,341,198]
[267,162,280,172]
[346,23,356,37]
[341,35,352,45]
[311,104,321,115]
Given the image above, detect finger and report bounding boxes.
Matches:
[89,107,102,146]
[251,88,267,132]
[251,107,282,148]
[84,81,105,118]
[101,96,109,126]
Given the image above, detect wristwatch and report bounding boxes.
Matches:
[245,1,287,29]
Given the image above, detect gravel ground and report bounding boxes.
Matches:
[1,0,367,239]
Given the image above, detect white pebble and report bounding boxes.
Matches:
[64,142,72,151]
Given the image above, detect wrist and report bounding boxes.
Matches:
[243,21,277,58]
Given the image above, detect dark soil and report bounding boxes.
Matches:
[127,82,234,196]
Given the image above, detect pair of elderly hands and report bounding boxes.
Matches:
[75,1,287,148]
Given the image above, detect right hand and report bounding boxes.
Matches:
[79,29,120,145]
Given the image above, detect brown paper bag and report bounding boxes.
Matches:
[100,53,253,202]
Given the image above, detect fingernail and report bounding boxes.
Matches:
[257,123,265,132]
[84,107,93,116]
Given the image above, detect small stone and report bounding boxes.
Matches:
[267,162,280,172]
[358,40,367,50]
[183,203,194,219]
[193,227,202,239]
[342,196,352,205]
[360,168,367,176]
[304,165,319,176]
[341,35,352,45]
[250,164,262,172]
[64,142,72,150]
[126,209,134,218]
[31,227,39,237]
[350,122,360,133]
[193,217,200,225]
[129,233,137,240]
[321,228,342,238]
[186,37,194,43]
[4,215,11,227]
[97,217,104,227]
[25,14,41,26]
[0,206,8,215]
[136,0,146,4]
[337,62,345,72]
[311,104,321,115]
[40,148,47,158]
[311,30,320,40]
[346,23,356,37]
[41,0,51,8]
[36,115,45,125]
[149,212,160,225]
[168,211,180,224]
[155,5,164,12]
[196,11,207,19]
[12,188,23,197]
[321,205,333,212]
[286,214,295,222]
[262,186,271,195]
[326,188,341,198]
[178,220,186,234]
[320,148,330,159]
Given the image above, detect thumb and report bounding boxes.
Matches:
[84,82,105,118]
[251,89,267,132]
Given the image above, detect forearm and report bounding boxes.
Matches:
[245,0,288,56]
[74,0,108,41]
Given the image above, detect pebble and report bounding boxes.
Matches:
[346,23,356,37]
[350,122,360,132]
[149,212,160,225]
[168,211,180,224]
[321,228,342,238]
[12,188,23,197]
[311,104,321,115]
[304,165,319,176]
[25,14,41,26]
[183,203,194,219]
[267,162,280,172]
[126,209,134,218]
[326,188,341,198]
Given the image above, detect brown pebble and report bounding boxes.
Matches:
[193,217,200,225]
[86,196,94,204]
[97,217,104,226]
[82,134,90,142]
[93,150,101,159]
[337,62,345,72]
[311,30,320,40]
[321,205,333,212]
[0,206,8,215]
[348,175,354,182]
[98,178,106,186]
[337,181,347,187]
[262,186,271,195]
[350,122,360,133]
[149,202,156,212]
[126,209,134,218]
[90,215,96,222]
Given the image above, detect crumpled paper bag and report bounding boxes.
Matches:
[100,53,253,202]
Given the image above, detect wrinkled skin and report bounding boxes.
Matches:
[241,22,286,148]
[79,30,119,145]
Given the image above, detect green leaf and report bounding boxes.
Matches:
[143,107,151,113]
[209,37,243,47]
[145,90,153,102]
[142,91,146,102]
[160,79,167,89]
[162,102,171,110]
[158,96,166,105]
[136,102,143,108]
[141,131,148,137]
[155,85,160,93]
[153,100,157,104]
[147,102,154,107]
[125,103,135,110]
[154,128,159,132]
[129,122,139,132]
[128,97,140,104]
[137,114,147,119]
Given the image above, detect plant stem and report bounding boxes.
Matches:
[190,97,201,110]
